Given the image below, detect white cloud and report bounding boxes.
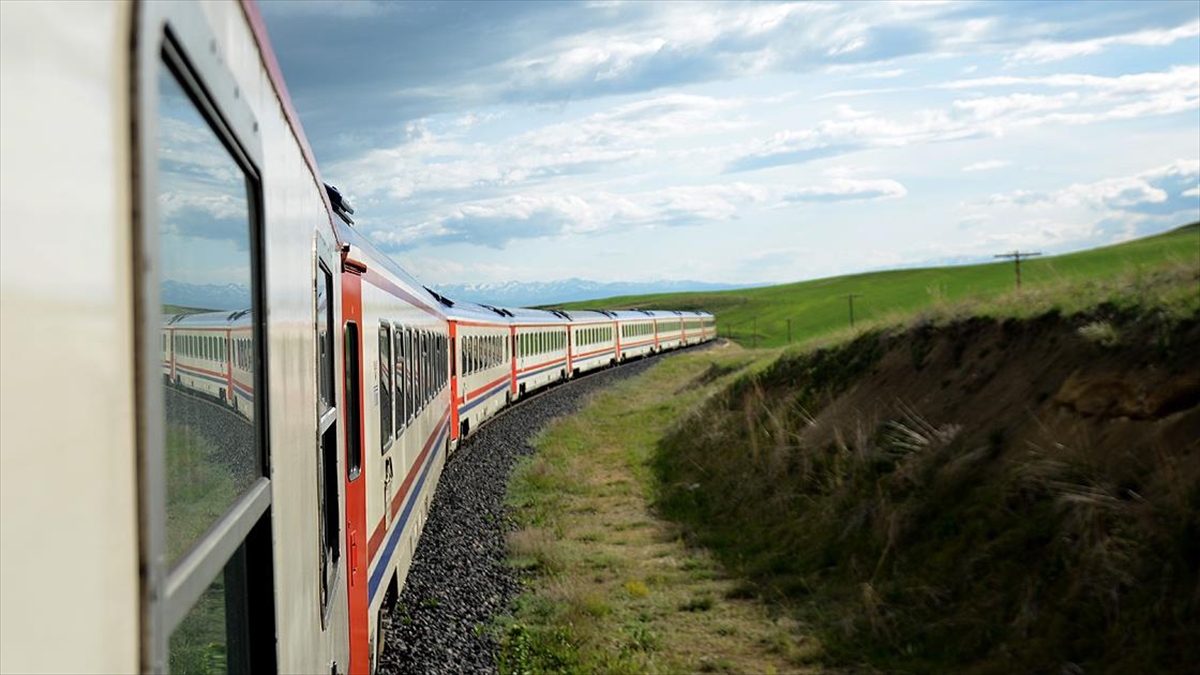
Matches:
[962,160,1011,172]
[730,65,1198,171]
[369,181,770,250]
[1010,22,1200,63]
[333,93,747,201]
[783,177,907,203]
[984,160,1200,213]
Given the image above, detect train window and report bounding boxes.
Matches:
[427,329,436,401]
[379,324,392,452]
[157,58,260,568]
[406,328,415,423]
[400,324,410,429]
[142,26,276,674]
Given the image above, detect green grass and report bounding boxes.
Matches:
[555,222,1199,349]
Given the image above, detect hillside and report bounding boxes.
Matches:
[653,273,1200,673]
[555,223,1199,349]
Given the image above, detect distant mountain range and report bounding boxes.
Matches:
[161,280,251,311]
[431,278,746,308]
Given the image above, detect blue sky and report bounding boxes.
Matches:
[259,0,1200,288]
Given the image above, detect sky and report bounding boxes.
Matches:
[259,0,1200,289]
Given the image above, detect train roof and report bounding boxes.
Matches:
[606,309,657,321]
[559,309,617,323]
[165,309,253,328]
[443,299,514,324]
[501,306,572,326]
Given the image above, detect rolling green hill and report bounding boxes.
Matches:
[556,222,1199,348]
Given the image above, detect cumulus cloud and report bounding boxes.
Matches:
[368,182,769,250]
[332,93,746,201]
[984,160,1200,216]
[728,65,1198,171]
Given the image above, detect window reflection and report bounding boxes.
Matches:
[169,574,228,675]
[157,61,258,567]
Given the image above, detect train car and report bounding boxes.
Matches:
[163,310,256,420]
[649,310,685,352]
[565,309,619,376]
[509,307,572,397]
[1,1,356,672]
[446,301,514,439]
[681,310,714,346]
[612,310,658,361]
[334,221,453,672]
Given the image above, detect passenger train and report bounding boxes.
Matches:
[0,2,714,674]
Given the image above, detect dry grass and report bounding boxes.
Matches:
[499,346,826,675]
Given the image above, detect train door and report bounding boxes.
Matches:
[340,255,370,674]
[135,4,277,672]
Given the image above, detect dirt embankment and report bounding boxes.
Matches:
[801,309,1199,466]
[656,308,1200,675]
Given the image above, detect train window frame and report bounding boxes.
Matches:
[134,6,274,673]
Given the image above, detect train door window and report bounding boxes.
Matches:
[345,322,363,480]
[379,323,392,452]
[141,22,274,674]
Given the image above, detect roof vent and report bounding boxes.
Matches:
[324,184,355,225]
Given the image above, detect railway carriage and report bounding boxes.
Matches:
[650,310,685,351]
[613,310,659,361]
[681,311,711,346]
[510,307,572,397]
[447,301,515,439]
[566,309,619,376]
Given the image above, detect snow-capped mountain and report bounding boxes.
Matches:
[430,278,744,308]
[161,280,251,311]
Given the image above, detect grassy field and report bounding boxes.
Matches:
[555,223,1199,349]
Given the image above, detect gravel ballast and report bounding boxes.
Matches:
[377,356,660,674]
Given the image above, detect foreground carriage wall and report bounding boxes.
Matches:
[0,3,141,672]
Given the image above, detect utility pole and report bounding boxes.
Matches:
[847,294,861,328]
[995,251,1042,291]
[787,319,792,344]
[753,316,758,349]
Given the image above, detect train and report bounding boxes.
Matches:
[0,2,715,674]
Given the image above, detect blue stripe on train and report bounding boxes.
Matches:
[368,421,449,603]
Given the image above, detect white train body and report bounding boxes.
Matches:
[566,310,620,376]
[0,2,717,674]
[510,308,573,397]
[447,302,515,438]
